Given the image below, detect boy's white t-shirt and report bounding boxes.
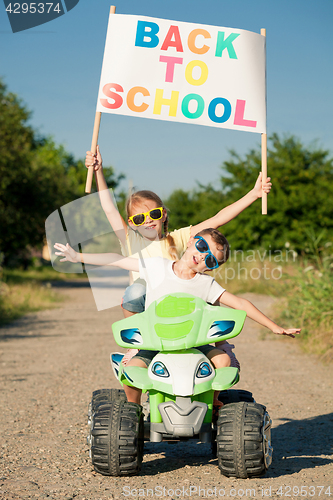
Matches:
[139,257,225,309]
[120,226,191,283]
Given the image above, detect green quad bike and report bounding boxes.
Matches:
[87,293,273,478]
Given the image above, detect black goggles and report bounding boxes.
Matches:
[194,235,219,270]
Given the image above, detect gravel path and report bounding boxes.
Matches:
[0,279,332,500]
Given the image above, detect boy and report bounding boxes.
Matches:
[54,229,300,406]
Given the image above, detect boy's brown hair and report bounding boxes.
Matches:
[195,228,230,265]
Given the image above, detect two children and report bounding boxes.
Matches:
[85,146,272,317]
[85,146,272,365]
[54,228,300,406]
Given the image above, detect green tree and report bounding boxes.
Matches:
[0,80,123,266]
[219,134,333,251]
[166,134,333,252]
[166,186,228,231]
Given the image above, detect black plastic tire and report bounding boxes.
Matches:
[87,389,127,448]
[90,388,127,413]
[88,388,127,426]
[91,401,144,476]
[218,389,254,405]
[211,390,254,457]
[216,401,272,478]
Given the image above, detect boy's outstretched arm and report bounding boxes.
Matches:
[190,173,272,236]
[54,243,139,272]
[218,291,301,338]
[85,145,127,246]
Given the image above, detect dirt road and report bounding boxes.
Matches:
[0,278,332,500]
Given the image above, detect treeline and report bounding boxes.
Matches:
[166,134,333,253]
[1,79,333,267]
[0,79,123,267]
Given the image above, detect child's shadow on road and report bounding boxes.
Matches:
[267,412,333,477]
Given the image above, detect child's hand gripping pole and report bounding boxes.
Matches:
[85,111,102,193]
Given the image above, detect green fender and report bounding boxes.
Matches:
[112,293,246,351]
[211,367,239,391]
[120,365,153,390]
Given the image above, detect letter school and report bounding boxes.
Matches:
[100,83,257,128]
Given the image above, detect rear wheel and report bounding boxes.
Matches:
[216,401,272,478]
[90,401,144,476]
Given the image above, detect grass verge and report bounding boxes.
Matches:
[278,266,333,363]
[213,245,333,364]
[0,264,86,326]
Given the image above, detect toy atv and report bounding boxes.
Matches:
[87,293,273,478]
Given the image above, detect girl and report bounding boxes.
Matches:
[85,146,272,363]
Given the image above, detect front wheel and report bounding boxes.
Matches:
[87,389,127,450]
[90,401,144,476]
[212,390,255,457]
[218,389,254,405]
[89,388,127,415]
[217,401,273,478]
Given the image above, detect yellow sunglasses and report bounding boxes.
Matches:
[128,207,164,226]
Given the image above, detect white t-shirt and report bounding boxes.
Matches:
[139,257,225,309]
[120,226,191,283]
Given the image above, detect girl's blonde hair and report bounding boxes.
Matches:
[126,190,178,261]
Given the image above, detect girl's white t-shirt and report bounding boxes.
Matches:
[138,257,225,309]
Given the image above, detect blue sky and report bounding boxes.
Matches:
[1,0,332,198]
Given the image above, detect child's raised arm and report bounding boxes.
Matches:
[190,173,272,237]
[218,290,301,338]
[54,243,139,272]
[85,145,127,246]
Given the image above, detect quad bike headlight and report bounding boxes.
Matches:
[196,361,213,378]
[152,361,170,378]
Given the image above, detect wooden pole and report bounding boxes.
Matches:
[261,132,267,214]
[85,5,116,194]
[260,28,267,214]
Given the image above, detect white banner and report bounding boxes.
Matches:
[96,13,266,134]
